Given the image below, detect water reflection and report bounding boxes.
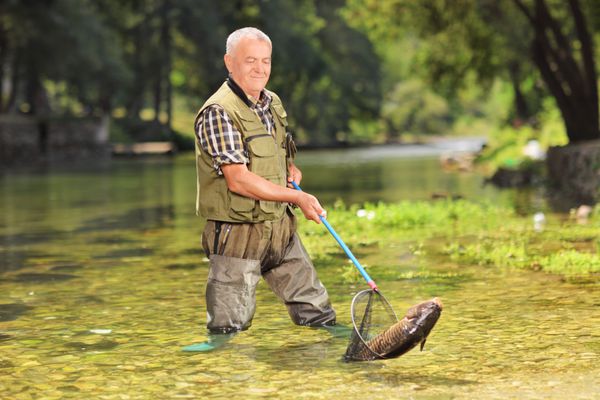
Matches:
[0,303,33,322]
[296,149,541,211]
[12,273,79,283]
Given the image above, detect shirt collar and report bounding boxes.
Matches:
[226,76,271,109]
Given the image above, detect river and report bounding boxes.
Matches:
[0,143,598,399]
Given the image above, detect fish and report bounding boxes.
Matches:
[345,297,442,361]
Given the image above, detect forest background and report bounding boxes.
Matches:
[1,0,599,169]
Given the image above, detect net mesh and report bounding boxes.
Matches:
[344,289,398,361]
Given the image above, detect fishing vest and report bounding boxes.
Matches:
[194,82,294,223]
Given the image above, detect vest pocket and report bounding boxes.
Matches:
[259,174,286,215]
[246,135,280,176]
[259,200,278,214]
[246,135,277,157]
[229,191,256,220]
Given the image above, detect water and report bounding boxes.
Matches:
[1,146,598,399]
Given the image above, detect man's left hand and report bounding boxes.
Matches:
[287,163,302,188]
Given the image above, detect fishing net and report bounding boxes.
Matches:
[344,289,398,361]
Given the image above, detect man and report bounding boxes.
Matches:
[183,27,336,352]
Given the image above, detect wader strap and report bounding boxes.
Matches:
[213,221,223,255]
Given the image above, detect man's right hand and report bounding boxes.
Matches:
[222,163,326,224]
[295,191,326,224]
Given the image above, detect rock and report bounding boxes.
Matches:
[439,152,475,171]
[575,205,593,222]
[523,140,546,160]
[488,167,535,187]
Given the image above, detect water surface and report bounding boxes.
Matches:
[1,147,598,399]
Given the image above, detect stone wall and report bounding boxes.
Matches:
[0,115,110,166]
[547,140,600,204]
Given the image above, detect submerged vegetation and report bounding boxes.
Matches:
[298,200,599,281]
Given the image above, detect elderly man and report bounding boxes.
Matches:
[183,27,336,351]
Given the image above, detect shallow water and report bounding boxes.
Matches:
[1,150,599,399]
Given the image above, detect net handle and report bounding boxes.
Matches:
[291,181,378,291]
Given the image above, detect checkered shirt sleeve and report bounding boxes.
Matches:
[195,105,249,175]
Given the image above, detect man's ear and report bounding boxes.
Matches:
[224,54,232,74]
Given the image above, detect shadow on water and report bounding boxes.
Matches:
[0,250,30,273]
[88,236,141,245]
[12,272,79,283]
[165,263,201,271]
[92,247,154,259]
[0,249,57,273]
[75,205,175,233]
[64,339,120,352]
[49,263,84,273]
[0,230,66,246]
[182,247,202,255]
[253,338,336,369]
[251,334,477,388]
[79,295,105,304]
[0,359,15,368]
[366,371,477,387]
[0,334,12,341]
[0,303,33,321]
[2,261,83,276]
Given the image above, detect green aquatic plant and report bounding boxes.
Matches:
[540,250,600,275]
[299,200,598,279]
[444,238,531,269]
[340,261,365,284]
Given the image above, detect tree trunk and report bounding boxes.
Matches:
[4,50,20,113]
[508,62,529,122]
[127,0,146,119]
[153,69,162,122]
[0,19,6,112]
[163,0,172,132]
[25,65,50,115]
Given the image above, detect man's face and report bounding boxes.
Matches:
[224,37,272,99]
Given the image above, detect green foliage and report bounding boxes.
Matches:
[381,79,450,138]
[540,250,600,275]
[1,0,382,146]
[344,0,600,144]
[3,0,598,146]
[445,238,531,269]
[298,199,598,279]
[343,118,385,144]
[477,98,569,170]
[299,199,516,253]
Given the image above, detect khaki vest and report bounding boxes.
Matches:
[195,82,293,223]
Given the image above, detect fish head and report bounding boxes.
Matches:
[405,297,443,321]
[374,297,443,360]
[405,298,442,348]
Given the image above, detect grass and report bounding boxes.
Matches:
[297,199,599,280]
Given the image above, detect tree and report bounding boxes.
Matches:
[344,0,600,143]
[512,0,599,142]
[0,0,129,115]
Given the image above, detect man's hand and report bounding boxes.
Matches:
[295,191,326,224]
[222,163,325,224]
[287,162,302,188]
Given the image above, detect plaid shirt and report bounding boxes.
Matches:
[196,89,275,175]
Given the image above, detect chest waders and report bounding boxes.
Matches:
[195,83,336,334]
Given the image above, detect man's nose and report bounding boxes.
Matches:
[254,62,265,75]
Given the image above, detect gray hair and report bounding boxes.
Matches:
[226,27,272,55]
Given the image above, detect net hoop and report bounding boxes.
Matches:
[349,289,399,359]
